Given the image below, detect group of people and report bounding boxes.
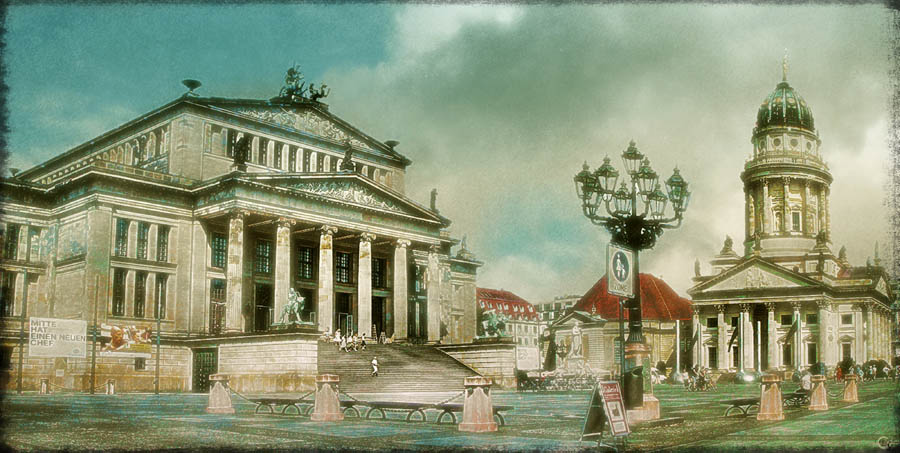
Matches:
[835,364,897,382]
[321,328,394,352]
[682,365,716,391]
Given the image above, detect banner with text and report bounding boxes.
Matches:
[99,324,152,358]
[28,317,88,358]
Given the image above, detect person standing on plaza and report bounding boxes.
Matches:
[371,356,379,377]
[379,331,386,344]
[361,334,367,351]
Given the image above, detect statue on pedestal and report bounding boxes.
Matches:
[571,321,583,358]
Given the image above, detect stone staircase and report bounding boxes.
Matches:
[317,342,479,393]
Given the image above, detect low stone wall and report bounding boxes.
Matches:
[438,340,517,389]
[216,333,318,393]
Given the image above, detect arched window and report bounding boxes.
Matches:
[309,152,317,172]
[323,155,331,172]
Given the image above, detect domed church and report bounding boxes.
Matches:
[687,59,893,375]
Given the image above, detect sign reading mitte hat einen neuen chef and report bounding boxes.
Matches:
[28,317,87,358]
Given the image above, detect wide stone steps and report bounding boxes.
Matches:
[317,342,478,393]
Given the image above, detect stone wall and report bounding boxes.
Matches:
[217,335,318,393]
[438,340,516,389]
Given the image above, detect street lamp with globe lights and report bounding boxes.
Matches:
[574,140,690,399]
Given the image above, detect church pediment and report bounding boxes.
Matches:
[875,277,889,298]
[691,257,820,295]
[232,105,369,147]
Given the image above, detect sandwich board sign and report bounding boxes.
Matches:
[581,380,630,445]
[607,244,635,298]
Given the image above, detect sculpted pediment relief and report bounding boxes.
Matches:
[229,106,370,150]
[702,264,807,293]
[287,180,405,214]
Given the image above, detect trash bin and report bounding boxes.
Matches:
[623,366,643,409]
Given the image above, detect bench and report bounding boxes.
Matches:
[433,403,513,426]
[722,397,760,417]
[783,390,810,407]
[253,397,314,415]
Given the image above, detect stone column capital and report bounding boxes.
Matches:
[764,302,777,312]
[429,244,441,254]
[790,302,802,312]
[320,225,338,237]
[276,217,295,229]
[359,232,376,244]
[395,239,411,249]
[715,304,727,314]
[230,210,249,221]
[739,303,752,313]
[815,299,829,310]
[691,306,701,316]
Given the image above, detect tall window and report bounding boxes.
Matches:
[731,316,739,328]
[706,317,718,328]
[0,271,15,317]
[274,145,282,170]
[255,239,272,274]
[791,211,801,232]
[4,224,19,260]
[708,347,718,369]
[112,269,126,316]
[136,222,150,259]
[288,147,297,172]
[782,344,792,367]
[732,345,740,367]
[156,226,169,262]
[807,343,817,365]
[211,233,227,268]
[257,137,268,165]
[806,313,818,325]
[372,258,386,289]
[842,343,852,362]
[134,271,147,318]
[115,219,129,257]
[154,274,168,319]
[296,246,315,280]
[226,129,237,158]
[335,252,352,284]
[210,279,226,335]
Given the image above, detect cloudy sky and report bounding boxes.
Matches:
[5,4,895,302]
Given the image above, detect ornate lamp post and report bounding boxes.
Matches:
[574,140,690,372]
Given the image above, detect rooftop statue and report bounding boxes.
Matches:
[233,135,250,167]
[279,64,308,101]
[309,83,330,102]
[479,309,509,338]
[339,141,356,172]
[720,235,734,254]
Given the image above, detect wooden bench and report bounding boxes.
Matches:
[253,397,314,415]
[722,397,760,417]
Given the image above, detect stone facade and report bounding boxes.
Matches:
[439,341,517,389]
[689,72,893,374]
[0,86,481,392]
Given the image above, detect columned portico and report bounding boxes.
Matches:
[866,303,874,361]
[273,217,294,323]
[426,246,441,343]
[357,232,375,338]
[318,226,337,334]
[226,211,246,332]
[740,304,753,371]
[716,305,727,370]
[766,303,776,371]
[692,307,701,368]
[817,300,828,365]
[393,239,410,340]
[792,302,802,369]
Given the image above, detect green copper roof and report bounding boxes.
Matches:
[755,81,815,133]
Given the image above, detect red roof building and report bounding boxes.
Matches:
[573,273,692,322]
[477,288,539,322]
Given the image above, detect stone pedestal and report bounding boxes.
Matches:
[842,373,859,403]
[105,379,116,395]
[757,374,784,421]
[310,374,343,422]
[459,376,498,432]
[626,394,661,425]
[40,378,50,395]
[206,374,235,414]
[808,375,828,411]
[624,342,661,424]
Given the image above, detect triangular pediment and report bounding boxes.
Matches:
[690,257,822,295]
[875,277,889,298]
[239,173,445,224]
[551,311,604,329]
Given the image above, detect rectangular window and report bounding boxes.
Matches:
[255,239,272,274]
[0,271,15,317]
[28,227,40,262]
[841,314,853,325]
[136,222,149,260]
[296,246,315,280]
[806,313,818,325]
[211,233,227,269]
[731,316,739,328]
[842,343,852,362]
[274,144,282,170]
[792,211,801,232]
[156,226,169,262]
[134,271,147,318]
[336,252,352,284]
[807,343,817,365]
[303,149,310,172]
[708,347,718,369]
[210,279,226,335]
[706,317,718,328]
[154,274,168,319]
[257,137,268,165]
[112,269,126,316]
[134,357,146,371]
[115,219,129,257]
[288,146,297,172]
[4,224,19,260]
[732,345,739,367]
[372,258,386,289]
[781,314,793,326]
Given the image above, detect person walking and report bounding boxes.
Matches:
[340,333,348,353]
[371,356,379,377]
[361,334,367,351]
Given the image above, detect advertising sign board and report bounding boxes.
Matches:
[99,324,152,358]
[28,317,87,358]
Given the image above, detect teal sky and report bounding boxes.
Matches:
[4,5,894,302]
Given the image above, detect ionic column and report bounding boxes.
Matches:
[317,226,337,334]
[817,300,829,366]
[817,186,826,238]
[273,217,294,325]
[740,304,754,371]
[426,245,441,343]
[716,305,727,371]
[823,188,830,235]
[393,239,410,340]
[865,303,873,362]
[357,232,375,339]
[877,308,884,360]
[762,180,771,234]
[692,307,701,368]
[782,177,790,234]
[225,211,246,332]
[853,305,864,362]
[792,302,802,369]
[766,303,777,371]
[803,181,811,236]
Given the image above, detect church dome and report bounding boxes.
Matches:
[755,80,815,134]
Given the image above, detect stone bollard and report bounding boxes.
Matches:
[40,378,50,395]
[757,374,784,421]
[459,376,498,433]
[808,375,828,411]
[105,379,116,395]
[310,374,343,422]
[206,374,235,414]
[842,373,859,403]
